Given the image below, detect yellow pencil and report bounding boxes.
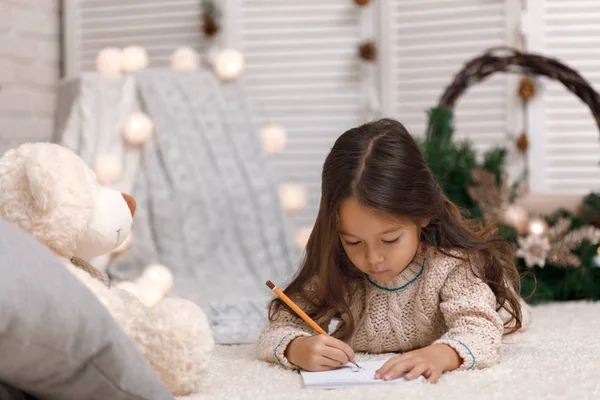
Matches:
[266,280,361,369]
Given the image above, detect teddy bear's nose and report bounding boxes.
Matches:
[122,193,136,217]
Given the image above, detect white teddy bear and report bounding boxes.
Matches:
[0,142,214,396]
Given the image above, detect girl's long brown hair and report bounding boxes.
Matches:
[269,118,522,340]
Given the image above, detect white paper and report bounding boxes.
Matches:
[300,359,426,389]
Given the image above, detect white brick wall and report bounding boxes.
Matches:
[0,0,59,155]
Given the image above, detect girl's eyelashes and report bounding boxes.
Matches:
[383,237,400,245]
[343,237,401,246]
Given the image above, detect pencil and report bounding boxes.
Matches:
[266,280,361,369]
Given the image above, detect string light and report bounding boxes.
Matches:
[122,45,149,72]
[138,264,174,293]
[136,281,166,307]
[171,47,199,71]
[214,49,244,81]
[96,47,123,75]
[94,155,122,186]
[123,112,154,145]
[529,217,549,236]
[279,183,308,212]
[260,124,287,154]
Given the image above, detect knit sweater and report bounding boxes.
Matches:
[257,244,505,371]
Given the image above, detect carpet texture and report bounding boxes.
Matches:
[179,301,600,400]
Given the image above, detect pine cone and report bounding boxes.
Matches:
[359,41,376,62]
[519,77,536,100]
[203,15,219,37]
[516,132,528,152]
[590,214,600,226]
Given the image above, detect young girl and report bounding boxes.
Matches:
[258,118,523,383]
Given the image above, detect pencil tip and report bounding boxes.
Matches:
[265,280,275,289]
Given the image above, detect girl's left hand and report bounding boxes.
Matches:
[374,344,461,383]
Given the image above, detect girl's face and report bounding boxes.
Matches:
[338,196,426,284]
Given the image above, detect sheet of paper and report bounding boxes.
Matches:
[300,359,426,389]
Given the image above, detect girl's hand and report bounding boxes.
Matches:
[375,344,461,383]
[285,334,356,371]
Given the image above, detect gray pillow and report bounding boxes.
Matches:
[0,218,174,400]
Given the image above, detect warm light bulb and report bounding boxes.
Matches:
[279,183,308,212]
[96,47,123,75]
[260,124,287,154]
[528,217,548,236]
[122,45,149,72]
[139,264,174,293]
[214,49,245,80]
[171,46,199,70]
[94,155,122,186]
[123,112,154,145]
[135,264,173,307]
[136,281,165,307]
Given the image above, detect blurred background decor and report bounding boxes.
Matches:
[55,67,298,344]
[2,0,600,343]
[423,47,600,303]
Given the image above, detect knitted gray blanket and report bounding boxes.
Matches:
[57,70,299,344]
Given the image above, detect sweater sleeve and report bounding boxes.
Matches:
[256,295,334,370]
[432,263,504,371]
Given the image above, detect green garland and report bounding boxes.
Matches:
[421,106,600,303]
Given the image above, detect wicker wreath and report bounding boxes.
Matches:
[435,46,600,133]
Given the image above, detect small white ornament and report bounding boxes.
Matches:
[260,124,287,154]
[295,226,313,249]
[115,281,139,297]
[122,45,149,72]
[94,155,122,186]
[528,217,549,236]
[96,47,123,75]
[500,204,529,235]
[111,232,133,255]
[214,49,245,80]
[171,46,199,70]
[279,183,308,212]
[123,112,154,145]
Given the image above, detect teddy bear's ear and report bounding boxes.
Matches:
[25,147,57,212]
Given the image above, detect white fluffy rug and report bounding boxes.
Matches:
[180,301,600,400]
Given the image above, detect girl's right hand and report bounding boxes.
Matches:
[285,334,356,371]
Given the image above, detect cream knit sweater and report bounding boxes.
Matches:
[257,244,506,371]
